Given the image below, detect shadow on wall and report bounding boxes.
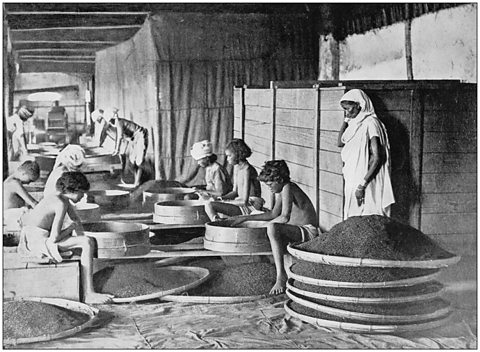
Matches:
[368,95,418,224]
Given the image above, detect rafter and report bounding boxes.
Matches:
[5,11,150,15]
[19,56,95,60]
[11,24,143,32]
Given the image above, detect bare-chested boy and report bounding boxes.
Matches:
[231,160,319,295]
[18,171,113,304]
[205,139,263,220]
[4,160,40,210]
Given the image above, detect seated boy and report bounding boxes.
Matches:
[18,171,113,304]
[231,160,319,295]
[3,160,41,234]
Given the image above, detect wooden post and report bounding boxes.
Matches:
[313,84,321,216]
[405,19,414,80]
[154,61,162,180]
[270,82,277,207]
[241,85,246,141]
[409,89,424,228]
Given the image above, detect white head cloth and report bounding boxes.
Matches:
[340,89,377,144]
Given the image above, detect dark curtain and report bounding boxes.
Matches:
[95,13,318,180]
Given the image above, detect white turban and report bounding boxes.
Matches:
[91,109,104,123]
[55,144,85,170]
[190,140,213,160]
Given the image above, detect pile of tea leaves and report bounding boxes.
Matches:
[292,291,449,316]
[4,301,89,340]
[296,215,454,260]
[290,260,439,282]
[290,279,444,299]
[94,262,202,298]
[288,302,448,326]
[188,262,276,297]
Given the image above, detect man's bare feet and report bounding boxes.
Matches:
[84,292,114,304]
[269,277,287,295]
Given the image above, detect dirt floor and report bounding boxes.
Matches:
[6,255,477,349]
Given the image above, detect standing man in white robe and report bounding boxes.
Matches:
[337,89,395,219]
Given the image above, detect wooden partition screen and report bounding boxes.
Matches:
[234,80,476,256]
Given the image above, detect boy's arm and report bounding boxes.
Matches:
[230,193,281,225]
[66,203,84,235]
[271,183,292,224]
[13,181,38,208]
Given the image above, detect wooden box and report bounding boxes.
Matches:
[3,251,80,301]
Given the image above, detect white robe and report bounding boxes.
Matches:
[340,90,395,219]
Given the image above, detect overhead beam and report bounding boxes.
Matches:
[16,48,97,52]
[6,11,150,15]
[14,40,117,44]
[11,24,143,31]
[20,56,95,60]
[20,59,95,63]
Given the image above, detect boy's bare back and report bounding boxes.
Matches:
[282,182,318,227]
[22,194,68,231]
[3,177,27,209]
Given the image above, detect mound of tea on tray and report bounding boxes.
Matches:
[290,260,438,282]
[296,215,454,260]
[4,301,89,340]
[94,262,201,298]
[291,279,444,299]
[189,262,276,297]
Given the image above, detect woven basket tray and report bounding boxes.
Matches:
[111,266,210,303]
[284,300,452,334]
[286,279,445,304]
[287,244,461,269]
[160,293,269,304]
[3,297,99,346]
[286,289,451,324]
[286,264,441,289]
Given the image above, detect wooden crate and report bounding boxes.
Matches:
[3,251,80,301]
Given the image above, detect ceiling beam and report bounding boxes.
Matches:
[21,59,95,63]
[20,56,95,60]
[13,40,117,45]
[17,48,97,52]
[11,24,143,32]
[6,11,150,15]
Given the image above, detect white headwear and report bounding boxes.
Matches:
[190,140,213,160]
[340,89,377,144]
[91,109,104,123]
[54,144,85,170]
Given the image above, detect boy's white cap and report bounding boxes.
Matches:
[190,140,213,160]
[91,109,103,122]
[56,144,85,170]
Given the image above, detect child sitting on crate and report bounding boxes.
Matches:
[3,160,41,244]
[18,171,113,304]
[205,139,265,221]
[231,160,319,295]
[179,140,232,199]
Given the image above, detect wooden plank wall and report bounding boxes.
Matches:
[275,88,318,215]
[243,88,275,209]
[236,82,477,256]
[420,86,477,255]
[317,87,346,230]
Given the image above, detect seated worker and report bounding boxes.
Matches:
[18,171,114,304]
[205,139,263,221]
[91,108,148,187]
[231,160,319,295]
[178,140,232,199]
[3,160,41,235]
[44,144,85,197]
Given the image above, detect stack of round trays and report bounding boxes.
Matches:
[284,243,461,333]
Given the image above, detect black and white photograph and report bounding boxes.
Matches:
[2,2,477,349]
